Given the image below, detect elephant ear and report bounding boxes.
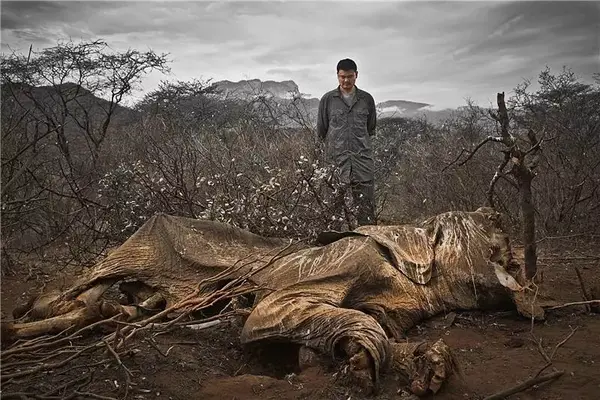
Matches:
[354,226,435,285]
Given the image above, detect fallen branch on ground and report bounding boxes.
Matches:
[0,343,100,382]
[547,300,600,310]
[104,340,132,398]
[482,370,564,400]
[486,322,577,399]
[533,326,578,377]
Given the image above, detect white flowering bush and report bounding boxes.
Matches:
[105,119,360,241]
[194,153,354,238]
[97,161,164,239]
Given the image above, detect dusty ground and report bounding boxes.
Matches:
[1,238,599,400]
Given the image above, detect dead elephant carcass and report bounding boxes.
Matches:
[3,207,537,395]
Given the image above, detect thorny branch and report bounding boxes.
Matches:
[104,340,132,398]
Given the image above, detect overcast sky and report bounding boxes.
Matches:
[1,1,598,109]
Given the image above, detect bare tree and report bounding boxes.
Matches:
[1,39,169,255]
[512,68,600,235]
[490,93,544,279]
[448,92,545,279]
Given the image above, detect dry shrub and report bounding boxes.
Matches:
[97,118,358,241]
[2,61,598,269]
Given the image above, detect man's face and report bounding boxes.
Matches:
[337,69,357,91]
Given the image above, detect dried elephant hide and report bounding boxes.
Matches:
[3,207,543,396]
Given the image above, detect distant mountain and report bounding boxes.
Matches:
[211,79,454,124]
[213,79,300,99]
[377,100,430,118]
[2,82,137,126]
[1,82,139,164]
[377,100,456,123]
[378,100,431,111]
[5,80,455,141]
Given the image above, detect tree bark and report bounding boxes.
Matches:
[496,92,538,279]
[519,172,537,279]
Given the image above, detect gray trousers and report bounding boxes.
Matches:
[333,179,376,228]
[351,180,376,226]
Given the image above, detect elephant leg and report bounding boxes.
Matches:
[3,307,96,342]
[76,281,115,304]
[13,291,81,321]
[297,337,378,390]
[2,280,146,344]
[13,281,117,323]
[241,289,391,388]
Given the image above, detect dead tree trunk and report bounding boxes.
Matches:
[453,92,543,279]
[495,92,540,279]
[518,171,537,278]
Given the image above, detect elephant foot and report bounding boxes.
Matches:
[296,341,376,393]
[391,339,456,396]
[333,337,379,393]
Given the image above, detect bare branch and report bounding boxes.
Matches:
[487,151,512,207]
[441,148,469,172]
[547,300,600,310]
[442,136,503,172]
[483,370,564,400]
[458,136,504,166]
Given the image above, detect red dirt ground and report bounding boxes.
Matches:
[1,239,599,400]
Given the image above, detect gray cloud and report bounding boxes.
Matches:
[1,1,69,30]
[452,2,598,60]
[1,1,597,109]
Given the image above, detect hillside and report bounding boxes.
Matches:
[2,82,138,125]
[1,82,139,169]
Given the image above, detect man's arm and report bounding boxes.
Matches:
[367,94,377,136]
[316,95,329,140]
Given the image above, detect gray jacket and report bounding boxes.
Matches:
[317,86,377,183]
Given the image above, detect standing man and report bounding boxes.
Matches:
[317,58,377,226]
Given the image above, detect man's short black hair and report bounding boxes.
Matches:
[337,58,357,73]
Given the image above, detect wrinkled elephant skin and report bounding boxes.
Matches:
[3,207,538,396]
